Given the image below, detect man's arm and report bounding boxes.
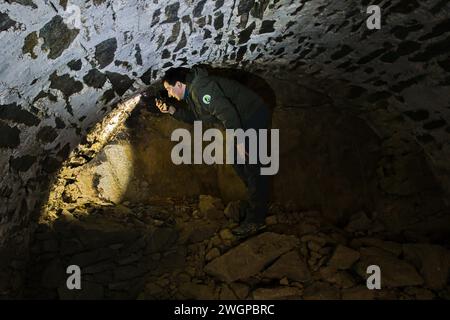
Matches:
[198,81,242,130]
[171,106,197,124]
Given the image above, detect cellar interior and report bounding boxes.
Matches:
[0,0,449,299]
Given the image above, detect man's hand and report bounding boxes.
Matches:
[155,98,176,114]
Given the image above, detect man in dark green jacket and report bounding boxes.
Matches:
[155,66,271,236]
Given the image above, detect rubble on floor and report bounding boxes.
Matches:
[25,195,450,300]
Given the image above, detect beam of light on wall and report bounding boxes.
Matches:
[41,94,142,221]
[97,94,141,147]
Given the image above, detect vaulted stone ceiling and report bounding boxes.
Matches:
[0,0,449,298]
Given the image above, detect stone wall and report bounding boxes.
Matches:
[247,0,450,198]
[0,0,304,247]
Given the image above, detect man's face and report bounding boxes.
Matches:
[164,81,185,101]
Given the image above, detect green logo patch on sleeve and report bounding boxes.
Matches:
[202,94,211,104]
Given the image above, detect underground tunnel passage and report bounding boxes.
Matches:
[1,0,450,301]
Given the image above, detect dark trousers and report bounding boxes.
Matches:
[231,104,271,224]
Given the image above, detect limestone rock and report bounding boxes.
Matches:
[219,284,237,300]
[0,122,20,148]
[71,216,140,249]
[0,12,18,32]
[342,286,376,300]
[105,72,134,96]
[205,232,300,283]
[297,221,319,235]
[199,195,225,220]
[206,248,220,262]
[93,143,135,204]
[95,38,117,69]
[69,248,116,267]
[84,261,115,274]
[224,200,241,222]
[219,228,234,241]
[280,277,289,286]
[308,241,323,252]
[252,286,302,300]
[345,211,371,233]
[40,15,79,59]
[320,266,356,289]
[178,282,217,300]
[355,247,424,287]
[265,215,278,226]
[58,281,104,300]
[0,102,40,126]
[146,227,178,253]
[404,287,435,300]
[300,234,327,247]
[350,237,402,256]
[374,289,399,300]
[327,245,360,270]
[156,246,187,273]
[41,259,64,288]
[303,282,340,300]
[178,220,219,244]
[262,251,311,282]
[402,244,450,290]
[113,263,148,281]
[83,69,107,89]
[229,282,249,300]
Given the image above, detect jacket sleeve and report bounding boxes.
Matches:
[196,81,242,129]
[171,105,197,124]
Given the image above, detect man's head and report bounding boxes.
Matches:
[162,67,189,101]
